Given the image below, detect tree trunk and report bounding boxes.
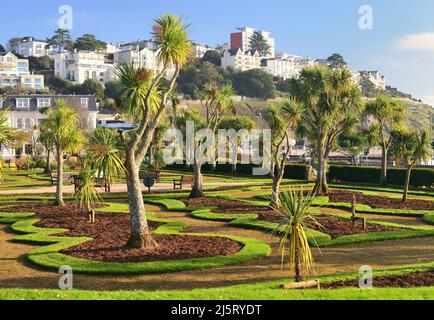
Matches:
[315,143,329,194]
[294,248,303,283]
[380,146,388,186]
[125,152,157,249]
[54,149,65,207]
[190,161,204,198]
[44,149,51,174]
[270,166,284,208]
[402,166,412,202]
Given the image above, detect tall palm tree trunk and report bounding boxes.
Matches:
[125,151,157,249]
[44,149,51,174]
[403,166,412,202]
[270,166,285,208]
[190,160,204,198]
[380,146,388,186]
[315,141,329,194]
[55,149,65,206]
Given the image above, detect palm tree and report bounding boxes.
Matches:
[41,100,84,206]
[289,65,362,194]
[189,83,235,198]
[88,127,125,192]
[74,157,101,214]
[0,109,20,181]
[218,116,256,172]
[365,96,407,186]
[249,31,271,57]
[274,189,319,283]
[116,14,191,249]
[390,128,432,202]
[264,100,304,207]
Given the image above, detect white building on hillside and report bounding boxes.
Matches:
[192,43,213,59]
[230,27,275,58]
[114,40,175,77]
[358,71,386,90]
[54,50,116,85]
[14,37,53,57]
[221,48,261,71]
[263,54,298,79]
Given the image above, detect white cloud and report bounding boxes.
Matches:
[396,33,434,52]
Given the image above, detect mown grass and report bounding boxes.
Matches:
[2,262,434,300]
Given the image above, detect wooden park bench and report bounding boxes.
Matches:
[173,176,194,190]
[72,175,111,193]
[51,173,72,186]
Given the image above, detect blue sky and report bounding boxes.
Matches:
[2,0,434,105]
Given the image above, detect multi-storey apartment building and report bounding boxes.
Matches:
[14,37,52,58]
[0,94,98,160]
[53,50,116,85]
[221,48,261,71]
[230,27,275,58]
[0,52,45,90]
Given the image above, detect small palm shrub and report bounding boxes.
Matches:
[273,189,320,283]
[74,166,101,214]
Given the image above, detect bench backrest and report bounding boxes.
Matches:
[181,176,195,184]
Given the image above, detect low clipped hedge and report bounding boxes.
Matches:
[0,204,271,275]
[165,163,308,180]
[328,165,434,188]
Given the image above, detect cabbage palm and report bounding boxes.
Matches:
[390,128,432,202]
[117,14,191,249]
[274,189,319,283]
[189,83,235,198]
[88,127,125,191]
[74,160,101,214]
[41,100,84,206]
[365,96,407,186]
[289,65,362,194]
[0,109,20,181]
[264,100,304,207]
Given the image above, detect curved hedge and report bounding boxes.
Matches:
[328,165,434,188]
[0,205,271,275]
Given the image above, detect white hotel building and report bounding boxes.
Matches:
[53,50,116,85]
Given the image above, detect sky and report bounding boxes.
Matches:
[2,0,434,106]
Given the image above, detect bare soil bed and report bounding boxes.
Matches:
[184,198,404,238]
[0,203,242,263]
[329,190,434,210]
[324,271,434,289]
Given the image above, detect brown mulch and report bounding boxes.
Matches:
[0,203,242,263]
[306,215,403,239]
[324,271,434,289]
[183,198,405,238]
[328,190,434,211]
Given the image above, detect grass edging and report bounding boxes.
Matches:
[0,204,271,275]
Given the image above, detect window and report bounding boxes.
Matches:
[16,118,24,129]
[6,56,13,63]
[34,79,42,84]
[85,71,90,80]
[2,79,9,86]
[16,98,30,109]
[80,98,88,108]
[25,119,32,129]
[24,78,32,84]
[37,98,51,108]
[92,71,97,79]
